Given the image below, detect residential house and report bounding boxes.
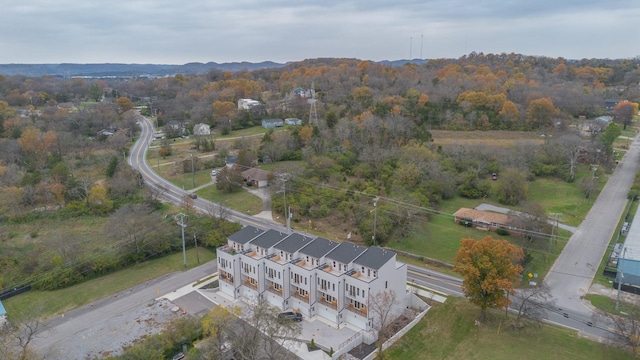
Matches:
[216,228,408,332]
[453,208,515,233]
[241,168,270,188]
[225,154,238,169]
[193,123,211,136]
[605,99,621,111]
[285,118,302,126]
[238,98,261,110]
[261,118,284,129]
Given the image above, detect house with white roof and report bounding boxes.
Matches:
[216,227,407,331]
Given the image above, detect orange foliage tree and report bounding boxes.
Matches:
[453,236,524,322]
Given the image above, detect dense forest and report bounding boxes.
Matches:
[0,54,639,293]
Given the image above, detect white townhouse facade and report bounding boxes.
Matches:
[217,227,407,331]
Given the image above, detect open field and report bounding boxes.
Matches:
[430,130,544,147]
[385,297,631,360]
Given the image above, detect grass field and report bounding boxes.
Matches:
[385,297,631,360]
[3,247,216,322]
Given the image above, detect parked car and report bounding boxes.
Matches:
[278,311,303,322]
[187,193,197,199]
[211,169,218,176]
[172,353,185,360]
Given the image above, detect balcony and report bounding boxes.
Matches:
[319,296,338,310]
[219,271,234,285]
[243,277,258,290]
[267,284,283,296]
[291,290,310,303]
[346,303,367,316]
[218,245,237,255]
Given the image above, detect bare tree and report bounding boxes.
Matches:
[0,316,47,360]
[205,201,229,221]
[369,289,398,359]
[509,202,552,247]
[510,282,554,332]
[230,299,300,360]
[593,303,640,358]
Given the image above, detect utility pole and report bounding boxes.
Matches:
[177,213,188,268]
[190,151,196,188]
[372,200,378,246]
[194,233,200,264]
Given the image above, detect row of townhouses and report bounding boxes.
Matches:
[216,226,408,331]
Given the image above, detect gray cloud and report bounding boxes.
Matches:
[0,0,638,64]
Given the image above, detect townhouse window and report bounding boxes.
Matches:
[305,277,307,285]
[333,283,335,291]
[385,281,388,289]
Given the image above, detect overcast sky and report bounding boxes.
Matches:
[1,0,638,64]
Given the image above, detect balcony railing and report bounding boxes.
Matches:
[219,273,234,285]
[243,277,258,290]
[346,303,367,316]
[291,291,310,303]
[266,285,283,296]
[319,297,338,309]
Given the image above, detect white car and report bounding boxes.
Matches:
[211,169,218,176]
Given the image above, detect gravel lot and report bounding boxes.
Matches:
[53,298,180,359]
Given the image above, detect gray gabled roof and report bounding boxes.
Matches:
[274,233,314,254]
[250,229,288,249]
[326,242,366,264]
[353,246,396,270]
[228,225,264,245]
[299,237,339,258]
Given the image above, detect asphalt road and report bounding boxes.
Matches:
[545,134,640,313]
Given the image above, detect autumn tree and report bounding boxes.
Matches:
[199,306,242,359]
[526,98,559,129]
[613,101,638,130]
[453,236,524,322]
[116,96,133,113]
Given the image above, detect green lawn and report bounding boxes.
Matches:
[386,297,631,360]
[3,248,216,322]
[196,185,264,215]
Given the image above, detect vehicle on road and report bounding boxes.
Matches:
[278,311,303,322]
[187,193,197,199]
[211,169,218,176]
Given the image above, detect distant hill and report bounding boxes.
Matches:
[0,61,288,77]
[0,59,430,77]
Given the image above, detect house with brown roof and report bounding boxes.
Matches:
[241,168,270,188]
[453,207,517,234]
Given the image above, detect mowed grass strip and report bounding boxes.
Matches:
[4,248,216,322]
[385,297,631,360]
